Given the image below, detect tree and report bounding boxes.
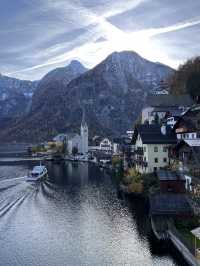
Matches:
[72,146,78,156]
[169,56,200,101]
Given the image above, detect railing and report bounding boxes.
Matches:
[168,223,195,255]
[134,159,148,167]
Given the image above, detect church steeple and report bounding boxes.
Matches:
[80,106,88,155]
[81,106,87,128]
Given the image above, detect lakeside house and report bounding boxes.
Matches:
[172,139,200,177]
[150,194,193,217]
[142,94,194,125]
[89,136,113,153]
[157,170,186,194]
[132,124,177,174]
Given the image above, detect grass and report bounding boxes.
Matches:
[175,217,200,249]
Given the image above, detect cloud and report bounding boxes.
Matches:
[2,0,200,79]
[135,17,200,37]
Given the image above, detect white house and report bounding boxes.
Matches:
[132,124,177,174]
[89,137,113,153]
[99,138,112,152]
[174,105,200,141]
[142,94,194,124]
[55,109,89,156]
[67,133,82,155]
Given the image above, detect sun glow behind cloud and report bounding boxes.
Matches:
[2,0,200,79]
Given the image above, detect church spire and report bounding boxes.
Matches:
[81,106,87,127]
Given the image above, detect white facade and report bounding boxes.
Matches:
[89,138,113,153]
[113,143,120,154]
[68,134,82,155]
[135,134,170,174]
[66,110,89,155]
[166,117,178,128]
[142,107,154,124]
[154,90,169,95]
[126,130,134,139]
[80,122,88,155]
[99,138,112,152]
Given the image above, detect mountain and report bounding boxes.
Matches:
[0,51,174,142]
[0,74,38,121]
[31,60,88,113]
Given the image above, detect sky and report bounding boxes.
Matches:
[0,0,200,80]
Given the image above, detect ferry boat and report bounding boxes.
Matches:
[26,163,48,182]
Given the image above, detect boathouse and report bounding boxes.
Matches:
[157,170,186,193]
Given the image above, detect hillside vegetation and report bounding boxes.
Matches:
[170,56,200,100]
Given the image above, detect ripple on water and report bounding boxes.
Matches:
[0,162,183,266]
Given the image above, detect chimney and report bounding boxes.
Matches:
[161,124,167,135]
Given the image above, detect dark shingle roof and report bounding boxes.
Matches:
[150,194,192,215]
[146,94,194,108]
[157,170,185,181]
[132,125,177,144]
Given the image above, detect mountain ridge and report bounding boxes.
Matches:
[0,51,174,142]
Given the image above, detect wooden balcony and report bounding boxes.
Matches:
[134,158,148,167]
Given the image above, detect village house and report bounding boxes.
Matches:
[142,94,194,125]
[173,104,200,141]
[89,136,113,153]
[52,110,89,156]
[172,139,200,177]
[157,170,186,194]
[132,124,177,174]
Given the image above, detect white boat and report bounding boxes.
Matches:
[26,164,48,182]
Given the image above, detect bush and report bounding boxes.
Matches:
[124,168,144,193]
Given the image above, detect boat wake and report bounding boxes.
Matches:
[0,177,39,219]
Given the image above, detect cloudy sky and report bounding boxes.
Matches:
[1,0,200,80]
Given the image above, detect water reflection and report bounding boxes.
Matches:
[0,162,186,266]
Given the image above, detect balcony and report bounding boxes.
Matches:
[134,158,148,168]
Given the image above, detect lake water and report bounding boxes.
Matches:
[0,161,187,266]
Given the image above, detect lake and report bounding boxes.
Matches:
[0,161,187,266]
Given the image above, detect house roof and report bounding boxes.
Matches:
[146,94,194,108]
[157,170,185,181]
[53,134,67,142]
[185,139,200,147]
[132,125,177,145]
[150,194,192,215]
[191,227,200,239]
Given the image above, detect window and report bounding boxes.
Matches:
[154,167,157,172]
[163,147,167,152]
[163,158,167,163]
[154,146,158,152]
[154,158,158,163]
[144,156,146,162]
[143,146,146,152]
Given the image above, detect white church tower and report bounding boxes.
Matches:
[80,108,88,155]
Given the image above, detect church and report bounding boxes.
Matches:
[67,109,88,156]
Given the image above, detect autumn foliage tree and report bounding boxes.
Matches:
[169,56,200,101]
